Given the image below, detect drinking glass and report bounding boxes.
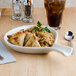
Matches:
[44,0,66,29]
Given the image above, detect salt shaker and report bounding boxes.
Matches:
[23,0,34,23]
[12,0,22,20]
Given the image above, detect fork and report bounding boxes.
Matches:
[0,55,3,60]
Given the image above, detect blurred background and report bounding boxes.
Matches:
[0,0,76,8]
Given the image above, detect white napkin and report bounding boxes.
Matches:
[0,41,16,64]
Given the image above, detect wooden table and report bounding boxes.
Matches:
[0,8,76,76]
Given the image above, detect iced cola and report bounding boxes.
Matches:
[44,0,65,29]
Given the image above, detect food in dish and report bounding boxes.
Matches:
[7,29,25,46]
[7,21,55,47]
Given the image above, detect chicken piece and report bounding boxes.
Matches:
[32,41,41,47]
[8,29,26,46]
[25,33,41,47]
[24,32,33,44]
[7,29,24,38]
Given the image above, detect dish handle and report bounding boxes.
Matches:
[51,44,73,56]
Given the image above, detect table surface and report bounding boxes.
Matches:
[0,8,76,76]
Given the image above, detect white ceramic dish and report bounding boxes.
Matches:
[4,25,73,56]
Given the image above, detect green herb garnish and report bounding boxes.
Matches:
[37,21,42,27]
[32,21,51,33]
[42,27,51,33]
[32,27,39,31]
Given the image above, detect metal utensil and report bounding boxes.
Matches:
[65,31,74,54]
